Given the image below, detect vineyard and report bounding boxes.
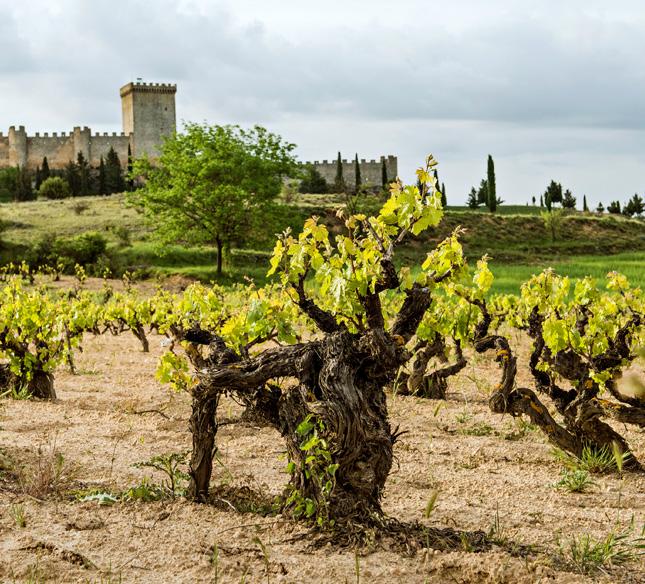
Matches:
[1,158,644,583]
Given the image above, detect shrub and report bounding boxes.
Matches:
[52,231,108,266]
[39,176,70,200]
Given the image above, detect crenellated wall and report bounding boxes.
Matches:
[0,81,176,171]
[0,125,132,171]
[310,155,398,188]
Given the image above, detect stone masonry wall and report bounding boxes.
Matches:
[0,125,132,171]
[311,155,398,189]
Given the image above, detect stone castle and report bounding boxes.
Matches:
[0,82,398,185]
[311,156,398,189]
[0,82,177,170]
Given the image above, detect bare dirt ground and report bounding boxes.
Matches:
[1,330,644,583]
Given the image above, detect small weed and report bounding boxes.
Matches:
[553,469,595,493]
[10,503,26,527]
[503,418,538,441]
[1,383,32,400]
[72,201,90,215]
[558,528,645,574]
[133,451,189,497]
[253,534,271,584]
[488,505,508,546]
[424,490,439,519]
[121,477,166,502]
[455,410,473,425]
[18,439,78,498]
[211,541,220,583]
[75,489,119,506]
[460,532,473,552]
[552,444,631,474]
[459,422,494,437]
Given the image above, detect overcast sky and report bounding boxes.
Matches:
[1,0,644,206]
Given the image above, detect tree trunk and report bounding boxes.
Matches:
[275,330,396,521]
[186,328,406,524]
[215,237,223,276]
[28,369,56,400]
[188,389,219,501]
[133,324,150,353]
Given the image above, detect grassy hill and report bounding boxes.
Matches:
[1,194,644,293]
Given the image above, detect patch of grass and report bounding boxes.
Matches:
[458,422,495,436]
[553,469,596,493]
[553,444,631,475]
[454,410,473,425]
[17,439,78,498]
[558,528,645,575]
[9,503,26,527]
[503,418,538,441]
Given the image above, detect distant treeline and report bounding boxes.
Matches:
[0,146,129,202]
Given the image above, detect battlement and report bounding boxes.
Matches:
[0,81,176,170]
[120,81,177,97]
[307,155,398,189]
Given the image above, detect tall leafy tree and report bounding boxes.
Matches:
[596,202,605,213]
[105,147,125,194]
[607,200,621,214]
[129,123,297,276]
[623,193,644,217]
[562,189,576,209]
[473,178,489,206]
[486,155,496,212]
[299,165,327,194]
[543,180,562,211]
[466,187,479,209]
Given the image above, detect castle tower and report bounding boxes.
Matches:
[8,126,27,167]
[120,82,177,159]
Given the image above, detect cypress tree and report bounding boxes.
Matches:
[487,154,496,212]
[441,182,447,207]
[354,153,361,194]
[65,160,81,196]
[98,156,107,196]
[41,156,50,182]
[381,158,388,190]
[105,147,125,194]
[77,151,90,196]
[583,195,589,212]
[540,194,543,207]
[126,143,134,191]
[334,152,345,194]
[15,166,34,202]
[35,166,42,191]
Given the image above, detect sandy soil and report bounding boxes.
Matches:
[1,330,644,583]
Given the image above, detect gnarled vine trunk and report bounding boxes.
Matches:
[0,364,56,400]
[186,328,407,522]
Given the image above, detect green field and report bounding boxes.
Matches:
[1,194,643,293]
[489,251,645,295]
